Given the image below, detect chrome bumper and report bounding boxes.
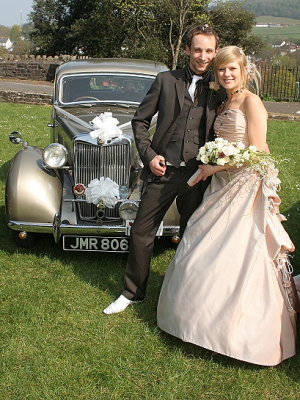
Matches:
[8,220,179,242]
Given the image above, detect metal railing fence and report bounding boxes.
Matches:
[258,64,300,101]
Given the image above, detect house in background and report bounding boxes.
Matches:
[273,40,300,55]
[0,38,13,51]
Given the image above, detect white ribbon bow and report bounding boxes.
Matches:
[90,112,122,144]
[85,178,120,208]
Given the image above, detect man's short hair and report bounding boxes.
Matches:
[185,24,220,50]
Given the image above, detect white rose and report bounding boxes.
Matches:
[248,145,258,152]
[199,147,206,155]
[216,156,230,165]
[223,144,238,156]
[215,137,224,143]
[232,153,244,164]
[200,155,210,164]
[237,142,245,150]
[242,150,250,160]
[216,142,225,151]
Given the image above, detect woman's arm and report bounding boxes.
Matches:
[244,94,268,151]
[188,164,226,186]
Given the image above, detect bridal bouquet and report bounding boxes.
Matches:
[187,137,277,186]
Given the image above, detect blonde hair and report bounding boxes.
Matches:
[211,46,261,94]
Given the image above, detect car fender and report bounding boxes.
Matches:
[5,146,62,223]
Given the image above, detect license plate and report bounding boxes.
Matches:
[63,236,130,252]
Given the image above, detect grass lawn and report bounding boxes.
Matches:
[0,103,300,399]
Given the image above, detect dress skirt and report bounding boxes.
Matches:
[157,167,299,366]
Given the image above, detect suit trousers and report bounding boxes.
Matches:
[122,166,210,300]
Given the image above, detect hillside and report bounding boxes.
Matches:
[244,0,300,20]
[253,16,300,44]
[256,16,300,25]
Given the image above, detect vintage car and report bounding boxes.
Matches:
[5,58,180,252]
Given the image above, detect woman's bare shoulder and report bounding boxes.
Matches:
[241,91,267,116]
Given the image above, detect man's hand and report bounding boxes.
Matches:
[149,155,167,176]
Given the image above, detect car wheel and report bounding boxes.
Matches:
[12,231,39,248]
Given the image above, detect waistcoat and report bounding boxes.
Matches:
[163,80,209,168]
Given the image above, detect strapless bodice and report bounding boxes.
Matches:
[214,109,249,147]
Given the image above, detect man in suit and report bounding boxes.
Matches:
[104,24,225,314]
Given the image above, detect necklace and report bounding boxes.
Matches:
[230,87,244,95]
[219,88,244,115]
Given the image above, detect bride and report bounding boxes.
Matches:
[157,46,300,366]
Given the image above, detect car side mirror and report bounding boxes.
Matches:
[9,131,28,148]
[9,131,23,144]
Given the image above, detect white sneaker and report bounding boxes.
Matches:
[103,295,138,315]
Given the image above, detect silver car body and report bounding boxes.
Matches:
[5,59,180,252]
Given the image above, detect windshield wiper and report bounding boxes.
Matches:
[95,102,135,109]
[60,101,138,109]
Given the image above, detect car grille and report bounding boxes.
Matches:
[74,140,131,220]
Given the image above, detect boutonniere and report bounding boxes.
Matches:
[209,81,220,94]
[207,81,220,108]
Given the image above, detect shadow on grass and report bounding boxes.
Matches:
[284,201,300,273]
[0,159,12,184]
[0,203,172,305]
[157,327,300,379]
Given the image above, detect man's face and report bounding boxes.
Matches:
[186,34,217,75]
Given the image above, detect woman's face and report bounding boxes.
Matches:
[217,61,243,92]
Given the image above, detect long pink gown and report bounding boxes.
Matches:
[157,109,299,366]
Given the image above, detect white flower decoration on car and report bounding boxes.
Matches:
[85,177,120,208]
[89,112,123,144]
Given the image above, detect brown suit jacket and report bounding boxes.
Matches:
[132,68,226,181]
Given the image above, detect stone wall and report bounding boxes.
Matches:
[0,55,89,81]
[0,90,52,105]
[0,61,60,81]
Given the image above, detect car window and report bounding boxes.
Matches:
[60,74,155,104]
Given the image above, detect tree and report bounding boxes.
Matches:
[29,0,70,54]
[115,0,210,68]
[0,46,9,57]
[29,0,211,65]
[68,0,125,57]
[0,24,10,38]
[10,25,22,42]
[244,0,300,20]
[21,23,34,40]
[13,39,32,56]
[157,0,209,69]
[28,0,261,67]
[30,0,123,56]
[209,1,265,54]
[113,0,168,62]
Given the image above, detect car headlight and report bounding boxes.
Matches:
[43,143,68,168]
[119,200,139,220]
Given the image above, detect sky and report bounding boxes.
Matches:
[0,0,34,27]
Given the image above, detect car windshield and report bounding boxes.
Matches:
[59,73,155,104]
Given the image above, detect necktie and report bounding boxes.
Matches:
[188,75,202,101]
